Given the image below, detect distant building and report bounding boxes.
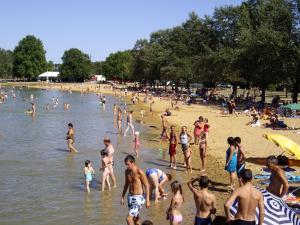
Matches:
[38,71,59,82]
[91,75,106,82]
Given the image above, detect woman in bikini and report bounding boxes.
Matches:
[66,123,78,153]
[100,149,111,191]
[199,131,207,172]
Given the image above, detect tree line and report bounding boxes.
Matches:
[0,0,299,102]
[101,0,300,103]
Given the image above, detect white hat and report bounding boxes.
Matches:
[135,131,140,135]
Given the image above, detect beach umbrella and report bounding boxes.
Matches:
[230,187,300,225]
[263,134,300,160]
[283,104,300,111]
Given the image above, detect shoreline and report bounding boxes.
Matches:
[2,82,300,218]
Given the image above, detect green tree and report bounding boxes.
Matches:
[233,0,294,102]
[102,50,134,81]
[13,35,47,80]
[91,61,104,75]
[47,60,54,71]
[0,48,13,78]
[59,48,92,82]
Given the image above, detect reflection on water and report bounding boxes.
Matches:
[0,87,198,225]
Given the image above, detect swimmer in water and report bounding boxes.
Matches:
[84,160,95,193]
[66,123,78,153]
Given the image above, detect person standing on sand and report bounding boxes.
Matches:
[225,137,237,191]
[124,111,135,136]
[150,101,155,115]
[187,176,217,225]
[121,155,150,225]
[224,169,264,225]
[199,131,207,172]
[266,156,289,198]
[193,116,204,145]
[117,107,123,134]
[179,126,192,173]
[167,125,178,169]
[66,123,78,153]
[103,137,117,187]
[234,137,246,179]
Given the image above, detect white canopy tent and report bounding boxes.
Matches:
[38,71,59,82]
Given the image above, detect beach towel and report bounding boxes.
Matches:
[259,175,300,185]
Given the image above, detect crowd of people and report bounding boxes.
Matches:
[1,86,295,225]
[74,90,291,225]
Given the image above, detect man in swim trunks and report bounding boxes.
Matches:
[266,155,289,198]
[121,155,150,225]
[103,137,117,187]
[224,169,264,225]
[145,168,172,203]
[187,176,216,225]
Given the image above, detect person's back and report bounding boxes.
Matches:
[195,189,215,218]
[225,169,264,225]
[236,184,261,221]
[188,176,216,225]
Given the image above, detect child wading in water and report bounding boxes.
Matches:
[100,149,111,191]
[166,181,184,225]
[134,131,141,158]
[84,160,95,193]
[167,125,178,169]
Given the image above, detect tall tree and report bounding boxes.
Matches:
[13,35,47,80]
[234,0,294,102]
[102,50,134,81]
[0,48,13,78]
[47,60,54,71]
[59,48,92,82]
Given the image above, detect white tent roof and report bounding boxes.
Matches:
[38,71,59,78]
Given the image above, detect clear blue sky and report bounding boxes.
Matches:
[0,0,243,63]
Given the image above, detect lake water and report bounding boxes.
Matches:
[0,87,198,225]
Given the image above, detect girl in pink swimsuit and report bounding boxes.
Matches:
[166,181,184,225]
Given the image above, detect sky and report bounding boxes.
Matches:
[0,0,243,63]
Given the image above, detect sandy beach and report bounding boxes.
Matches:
[2,82,300,219]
